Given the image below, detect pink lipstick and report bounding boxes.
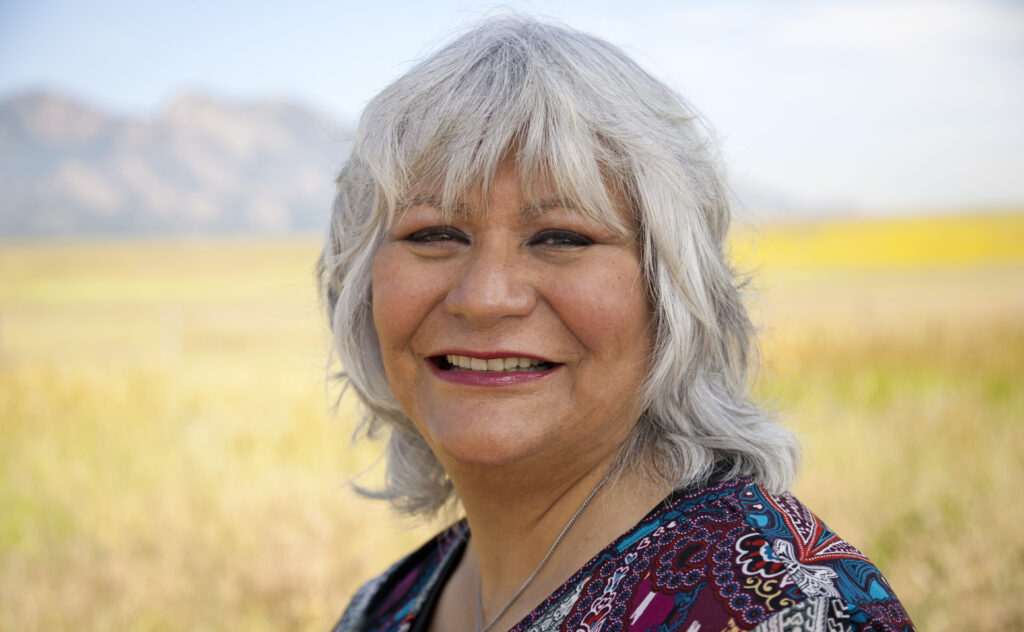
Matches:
[427,352,560,386]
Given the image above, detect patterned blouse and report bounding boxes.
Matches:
[333,477,914,631]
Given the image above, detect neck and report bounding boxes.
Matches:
[446,456,671,631]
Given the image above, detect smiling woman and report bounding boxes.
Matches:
[372,161,651,473]
[318,15,914,632]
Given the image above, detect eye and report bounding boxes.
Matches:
[529,230,594,248]
[405,226,469,244]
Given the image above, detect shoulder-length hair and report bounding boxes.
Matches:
[319,15,799,516]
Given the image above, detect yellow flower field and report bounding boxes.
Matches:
[1,212,1021,630]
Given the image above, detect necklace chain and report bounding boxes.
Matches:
[476,470,614,632]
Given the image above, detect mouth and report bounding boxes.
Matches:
[430,354,559,372]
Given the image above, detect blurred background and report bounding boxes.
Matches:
[1,1,1021,630]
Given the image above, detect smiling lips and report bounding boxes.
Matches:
[444,354,549,371]
[429,353,559,386]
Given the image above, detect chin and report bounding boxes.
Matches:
[423,417,551,470]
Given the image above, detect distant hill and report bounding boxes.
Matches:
[0,92,352,235]
[0,91,814,236]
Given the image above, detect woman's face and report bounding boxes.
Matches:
[371,161,652,473]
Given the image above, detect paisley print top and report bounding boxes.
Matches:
[333,477,914,632]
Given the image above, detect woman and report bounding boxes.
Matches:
[320,16,914,632]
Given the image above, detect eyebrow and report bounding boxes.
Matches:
[519,199,578,219]
[404,195,577,219]
[402,195,469,215]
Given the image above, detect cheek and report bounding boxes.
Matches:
[371,250,438,356]
[548,258,652,362]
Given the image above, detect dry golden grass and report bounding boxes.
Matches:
[1,213,1022,630]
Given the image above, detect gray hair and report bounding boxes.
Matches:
[319,15,799,516]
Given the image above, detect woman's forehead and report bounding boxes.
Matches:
[392,195,632,239]
[403,161,549,202]
[396,195,594,226]
[395,166,632,232]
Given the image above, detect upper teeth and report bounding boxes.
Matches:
[446,355,545,371]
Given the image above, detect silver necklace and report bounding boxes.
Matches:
[476,470,613,632]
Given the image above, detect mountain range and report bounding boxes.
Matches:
[0,91,351,235]
[0,91,802,236]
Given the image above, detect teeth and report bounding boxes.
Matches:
[444,355,546,371]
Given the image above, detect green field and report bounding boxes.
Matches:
[1,213,1022,630]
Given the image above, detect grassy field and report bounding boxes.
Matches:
[1,212,1022,631]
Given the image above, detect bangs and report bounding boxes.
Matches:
[356,22,633,234]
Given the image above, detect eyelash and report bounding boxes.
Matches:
[529,230,594,247]
[404,227,594,248]
[405,227,468,243]
[405,226,593,246]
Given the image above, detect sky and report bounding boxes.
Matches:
[1,0,1022,213]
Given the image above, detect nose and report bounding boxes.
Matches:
[445,242,536,328]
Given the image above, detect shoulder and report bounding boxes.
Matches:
[332,522,467,632]
[732,482,915,630]
[334,572,388,632]
[520,477,913,632]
